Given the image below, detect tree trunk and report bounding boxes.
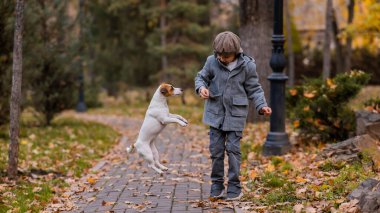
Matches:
[239,0,273,123]
[332,8,343,74]
[323,0,333,80]
[285,0,295,86]
[160,0,168,82]
[344,0,355,73]
[8,0,24,179]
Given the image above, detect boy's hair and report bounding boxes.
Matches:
[213,31,242,55]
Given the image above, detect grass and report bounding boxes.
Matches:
[261,172,287,188]
[264,183,297,205]
[0,114,119,212]
[348,85,380,110]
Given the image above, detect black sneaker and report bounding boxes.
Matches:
[210,185,225,198]
[226,192,243,201]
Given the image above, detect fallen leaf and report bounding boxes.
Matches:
[249,170,257,180]
[305,206,317,213]
[87,177,97,185]
[265,164,275,172]
[102,201,115,206]
[295,176,307,183]
[293,204,304,213]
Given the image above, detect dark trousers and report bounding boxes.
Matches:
[209,127,242,195]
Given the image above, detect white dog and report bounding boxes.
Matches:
[126,83,188,173]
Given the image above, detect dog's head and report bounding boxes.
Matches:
[159,83,183,97]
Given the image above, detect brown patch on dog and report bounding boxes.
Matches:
[160,83,174,97]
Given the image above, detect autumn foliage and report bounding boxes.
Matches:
[287,70,370,142]
[364,97,380,113]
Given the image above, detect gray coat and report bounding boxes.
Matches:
[194,53,268,131]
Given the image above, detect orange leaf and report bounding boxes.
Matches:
[87,177,97,185]
[293,120,300,128]
[303,90,316,98]
[249,170,257,180]
[289,89,298,96]
[328,179,334,185]
[102,201,115,206]
[295,176,307,183]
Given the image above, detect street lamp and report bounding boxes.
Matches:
[76,0,86,112]
[263,0,291,156]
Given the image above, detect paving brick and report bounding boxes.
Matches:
[63,116,235,212]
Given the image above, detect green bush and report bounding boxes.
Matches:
[84,83,102,109]
[287,70,370,142]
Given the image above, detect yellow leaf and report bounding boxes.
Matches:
[265,164,275,172]
[326,78,337,89]
[21,139,28,145]
[321,184,330,189]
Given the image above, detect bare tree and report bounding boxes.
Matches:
[8,0,24,179]
[160,0,168,82]
[239,0,273,123]
[285,0,295,86]
[344,0,355,73]
[332,8,343,73]
[323,0,333,80]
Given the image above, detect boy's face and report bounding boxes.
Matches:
[216,53,236,65]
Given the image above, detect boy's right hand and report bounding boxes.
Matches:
[199,87,209,99]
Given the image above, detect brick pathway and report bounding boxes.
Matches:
[62,114,237,213]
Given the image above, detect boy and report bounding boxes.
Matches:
[194,31,271,201]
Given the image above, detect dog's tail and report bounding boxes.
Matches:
[126,143,135,153]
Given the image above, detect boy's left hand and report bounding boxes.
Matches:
[260,107,272,116]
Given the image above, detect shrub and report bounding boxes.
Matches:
[29,64,76,125]
[85,83,102,109]
[287,70,370,142]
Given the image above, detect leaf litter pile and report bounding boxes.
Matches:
[19,114,380,212]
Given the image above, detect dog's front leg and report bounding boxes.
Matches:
[161,117,187,127]
[169,114,188,124]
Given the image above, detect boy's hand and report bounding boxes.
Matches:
[260,107,272,116]
[199,87,209,99]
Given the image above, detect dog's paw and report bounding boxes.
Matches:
[180,122,188,127]
[182,118,189,124]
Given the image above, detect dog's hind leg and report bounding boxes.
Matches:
[137,143,163,174]
[151,140,168,171]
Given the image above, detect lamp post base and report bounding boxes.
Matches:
[263,132,291,156]
[76,102,87,112]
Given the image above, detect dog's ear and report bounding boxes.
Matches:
[160,86,169,96]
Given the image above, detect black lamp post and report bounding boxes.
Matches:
[263,0,291,156]
[76,0,86,112]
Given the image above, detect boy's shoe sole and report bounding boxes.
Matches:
[226,192,243,201]
[210,189,225,199]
